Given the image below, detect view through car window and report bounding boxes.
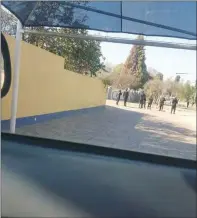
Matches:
[1,5,196,161]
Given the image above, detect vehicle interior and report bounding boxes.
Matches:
[1,1,196,218]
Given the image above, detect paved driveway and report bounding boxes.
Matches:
[16,104,196,160]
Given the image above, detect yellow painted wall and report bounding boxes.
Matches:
[1,34,106,120]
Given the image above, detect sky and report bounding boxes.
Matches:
[93,32,196,84]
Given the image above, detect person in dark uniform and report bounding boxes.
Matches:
[159,96,166,111]
[123,88,129,106]
[139,92,144,108]
[186,100,189,108]
[171,97,178,114]
[143,94,146,109]
[147,96,153,109]
[116,90,122,105]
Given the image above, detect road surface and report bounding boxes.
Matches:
[15,101,196,160]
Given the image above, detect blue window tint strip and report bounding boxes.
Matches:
[2,1,196,40]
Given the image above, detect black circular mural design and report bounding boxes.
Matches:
[1,33,12,98]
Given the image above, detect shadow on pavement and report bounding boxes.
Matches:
[14,105,196,160]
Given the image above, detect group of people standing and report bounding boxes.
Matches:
[138,92,153,109]
[116,89,179,114]
[116,89,129,107]
[157,95,178,114]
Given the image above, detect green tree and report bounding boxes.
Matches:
[144,79,163,103]
[155,73,163,81]
[101,76,113,88]
[1,3,105,76]
[113,63,124,75]
[163,79,180,97]
[113,74,141,90]
[122,35,148,89]
[23,28,105,76]
[181,81,195,102]
[1,7,17,36]
[148,67,163,81]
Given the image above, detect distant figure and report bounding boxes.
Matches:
[171,97,178,114]
[139,92,145,109]
[123,88,129,106]
[143,94,146,109]
[116,90,122,105]
[186,100,189,108]
[147,96,153,109]
[159,96,166,111]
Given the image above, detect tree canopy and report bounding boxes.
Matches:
[144,79,163,103]
[1,5,105,76]
[119,35,149,89]
[113,63,124,75]
[180,81,196,102]
[148,67,163,81]
[144,76,196,105]
[1,7,17,36]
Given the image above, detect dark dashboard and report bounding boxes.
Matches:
[2,133,196,218]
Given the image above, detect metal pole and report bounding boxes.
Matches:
[24,29,197,51]
[10,20,23,133]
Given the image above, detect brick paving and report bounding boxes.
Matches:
[16,104,196,160]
